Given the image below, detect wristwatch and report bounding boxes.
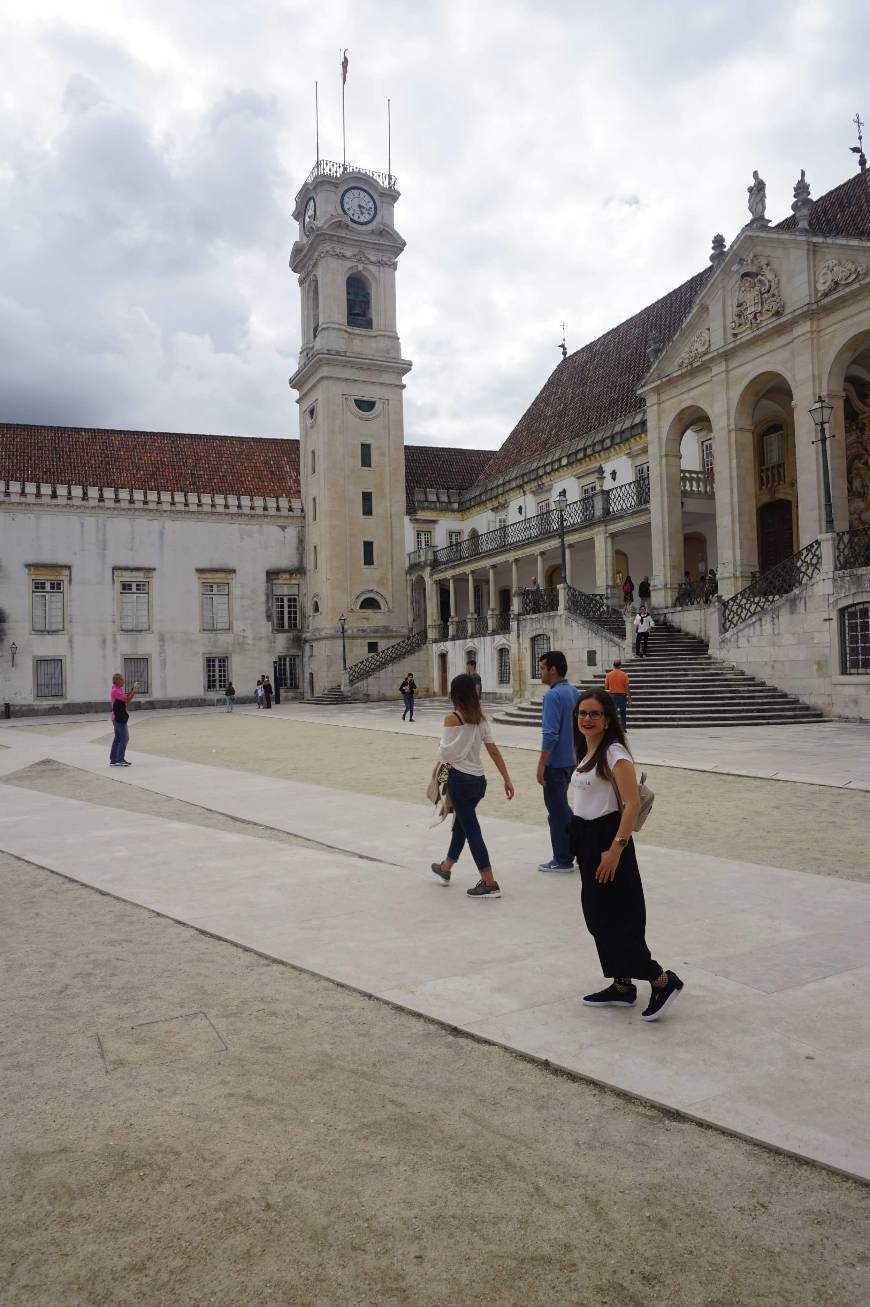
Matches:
[615,837,629,848]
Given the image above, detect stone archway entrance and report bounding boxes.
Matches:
[758,499,794,571]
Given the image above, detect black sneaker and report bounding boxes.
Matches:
[583,982,637,1008]
[641,971,684,1021]
[466,879,501,899]
[430,862,451,885]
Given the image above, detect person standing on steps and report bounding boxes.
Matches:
[604,659,631,730]
[570,688,683,1021]
[638,575,651,609]
[430,673,515,900]
[400,671,417,721]
[536,650,580,872]
[634,605,654,658]
[109,672,139,767]
[622,574,635,611]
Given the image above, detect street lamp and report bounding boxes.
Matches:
[556,488,568,584]
[338,613,347,670]
[9,642,17,667]
[808,395,835,535]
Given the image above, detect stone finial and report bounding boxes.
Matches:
[710,233,727,267]
[746,170,770,228]
[791,168,813,232]
[646,329,664,366]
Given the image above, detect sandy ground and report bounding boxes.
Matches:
[2,848,869,1307]
[116,713,870,881]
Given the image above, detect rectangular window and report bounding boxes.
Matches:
[416,530,432,549]
[360,442,372,468]
[497,517,507,530]
[362,491,373,517]
[201,581,230,631]
[32,579,64,632]
[205,655,229,692]
[497,646,511,685]
[701,439,714,476]
[272,584,299,631]
[581,482,596,498]
[34,657,64,698]
[123,656,150,695]
[120,580,149,631]
[367,641,379,655]
[275,654,300,690]
[537,500,551,516]
[841,603,870,674]
[363,540,375,566]
[636,462,650,483]
[761,427,785,467]
[447,530,462,545]
[312,496,317,522]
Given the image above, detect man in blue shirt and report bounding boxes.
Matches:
[536,650,580,871]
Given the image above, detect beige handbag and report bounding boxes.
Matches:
[610,771,655,831]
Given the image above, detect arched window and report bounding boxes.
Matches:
[359,597,381,610]
[346,274,372,329]
[497,646,511,685]
[311,599,320,615]
[311,277,319,338]
[468,528,480,556]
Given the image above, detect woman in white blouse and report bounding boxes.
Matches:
[569,688,683,1020]
[431,674,515,899]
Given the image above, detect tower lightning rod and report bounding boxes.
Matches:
[387,97,392,183]
[315,81,320,167]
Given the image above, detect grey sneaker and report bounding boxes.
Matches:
[467,879,501,899]
[430,862,451,885]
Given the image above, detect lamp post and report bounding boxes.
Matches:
[808,395,835,535]
[556,488,568,584]
[9,642,17,668]
[338,613,347,671]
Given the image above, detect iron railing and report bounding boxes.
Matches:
[519,587,559,616]
[564,586,626,639]
[608,477,651,515]
[453,617,469,640]
[304,159,397,190]
[492,611,511,633]
[721,539,822,632]
[347,628,426,685]
[672,577,718,607]
[835,526,870,572]
[433,620,449,641]
[471,615,489,637]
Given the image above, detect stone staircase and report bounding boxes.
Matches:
[495,619,826,728]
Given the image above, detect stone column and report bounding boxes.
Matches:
[467,571,475,617]
[448,574,458,637]
[487,564,497,632]
[714,418,758,597]
[648,395,684,606]
[594,529,615,597]
[826,392,850,531]
[564,543,574,587]
[536,552,545,587]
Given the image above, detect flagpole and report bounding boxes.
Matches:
[387,97,391,183]
[315,81,320,167]
[341,50,346,168]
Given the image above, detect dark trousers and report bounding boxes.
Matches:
[635,632,649,657]
[610,692,627,728]
[110,721,129,763]
[446,770,491,873]
[570,811,662,981]
[264,690,272,708]
[543,764,574,864]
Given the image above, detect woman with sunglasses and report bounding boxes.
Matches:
[570,688,682,1020]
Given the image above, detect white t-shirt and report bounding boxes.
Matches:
[570,743,633,819]
[438,717,494,777]
[634,614,654,633]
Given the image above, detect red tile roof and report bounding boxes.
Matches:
[404,443,494,512]
[775,170,870,239]
[0,423,300,498]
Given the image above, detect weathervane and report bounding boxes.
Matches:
[559,321,567,360]
[851,112,867,174]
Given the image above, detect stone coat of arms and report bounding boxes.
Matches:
[730,253,785,335]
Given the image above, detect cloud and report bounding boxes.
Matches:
[0,0,867,448]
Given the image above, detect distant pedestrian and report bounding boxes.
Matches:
[400,672,417,721]
[225,681,236,712]
[676,571,694,606]
[622,575,635,610]
[430,673,515,899]
[255,678,264,708]
[704,568,718,604]
[638,576,651,607]
[263,675,273,709]
[536,649,580,873]
[109,672,139,767]
[604,659,631,729]
[570,688,683,1020]
[465,657,482,698]
[634,605,654,657]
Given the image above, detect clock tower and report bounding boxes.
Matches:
[289,161,412,696]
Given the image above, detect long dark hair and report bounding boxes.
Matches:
[450,673,484,724]
[573,687,632,778]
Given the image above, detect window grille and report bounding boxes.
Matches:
[360,442,372,467]
[840,603,870,675]
[531,634,551,667]
[35,657,64,697]
[272,585,299,631]
[123,656,150,694]
[497,647,511,684]
[32,579,64,632]
[363,540,375,565]
[416,530,432,549]
[362,491,373,517]
[275,654,300,690]
[201,581,230,631]
[205,656,229,692]
[120,580,149,631]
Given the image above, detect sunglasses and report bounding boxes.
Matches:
[578,710,605,720]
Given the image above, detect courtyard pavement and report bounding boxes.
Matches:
[1,710,869,1184]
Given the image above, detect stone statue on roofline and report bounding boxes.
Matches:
[747,170,770,227]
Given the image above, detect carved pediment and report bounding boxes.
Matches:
[676,326,711,370]
[730,252,784,335]
[816,257,869,298]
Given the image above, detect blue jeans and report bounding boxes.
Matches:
[402,693,414,718]
[446,770,491,873]
[611,692,627,728]
[225,697,235,712]
[543,764,574,864]
[110,721,129,763]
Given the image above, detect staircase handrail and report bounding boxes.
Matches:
[721,539,821,633]
[564,584,626,638]
[347,628,427,685]
[835,525,870,572]
[518,586,559,616]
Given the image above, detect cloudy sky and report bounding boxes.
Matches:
[1,0,867,449]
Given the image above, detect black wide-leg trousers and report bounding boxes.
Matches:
[570,811,662,982]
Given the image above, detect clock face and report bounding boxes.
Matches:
[303,196,316,234]
[341,186,377,225]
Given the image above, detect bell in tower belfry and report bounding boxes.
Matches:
[289,161,412,698]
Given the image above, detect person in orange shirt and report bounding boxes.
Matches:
[603,659,631,729]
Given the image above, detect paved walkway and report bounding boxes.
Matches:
[1,718,868,1183]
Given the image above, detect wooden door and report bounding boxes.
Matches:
[758,500,794,572]
[438,653,448,696]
